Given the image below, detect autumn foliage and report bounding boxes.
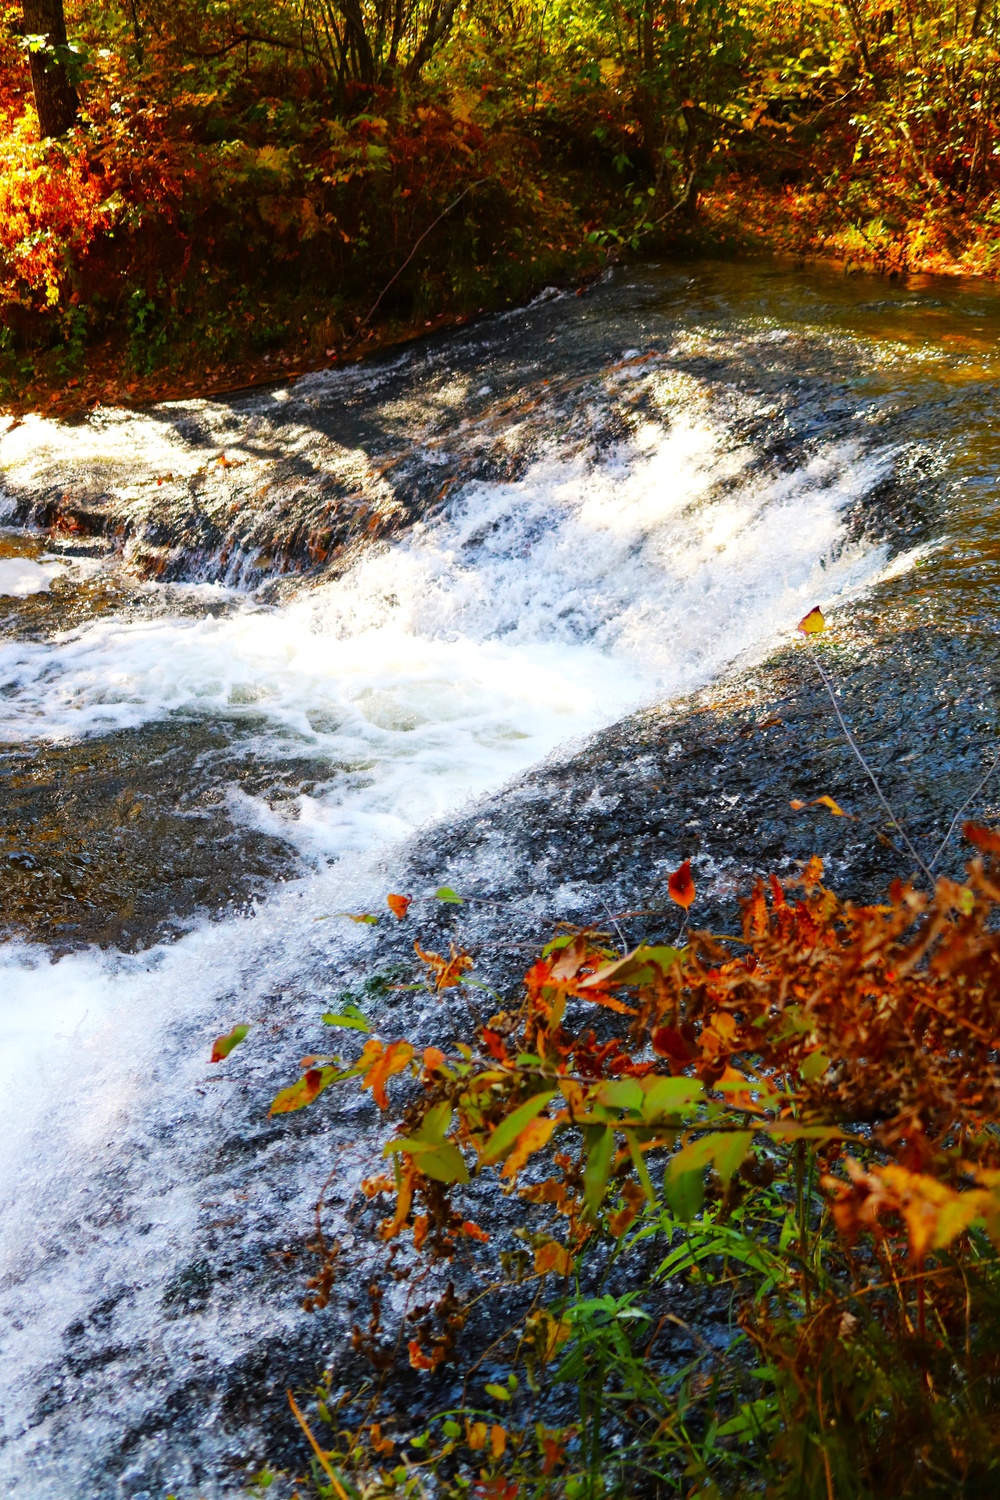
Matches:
[9,0,1000,403]
[233,836,1000,1495]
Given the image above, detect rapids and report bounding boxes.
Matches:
[1,260,999,1496]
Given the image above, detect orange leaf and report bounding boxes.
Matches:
[462,1220,490,1242]
[408,1339,435,1371]
[490,1425,507,1459]
[412,1214,429,1251]
[501,1114,561,1179]
[414,940,474,991]
[797,605,826,634]
[466,1421,488,1450]
[667,859,695,910]
[581,989,638,1015]
[361,1040,415,1109]
[369,1423,394,1457]
[422,1045,447,1076]
[791,795,848,817]
[380,1159,415,1241]
[534,1240,574,1276]
[387,892,411,919]
[964,821,1000,853]
[608,1179,647,1237]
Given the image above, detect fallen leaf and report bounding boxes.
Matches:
[387,892,411,919]
[790,795,849,817]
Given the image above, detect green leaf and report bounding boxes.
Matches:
[442,1421,462,1438]
[624,1129,655,1202]
[595,1078,644,1112]
[641,1076,704,1121]
[417,1144,470,1183]
[321,1002,370,1032]
[663,1166,704,1222]
[583,1126,615,1220]
[481,1091,558,1164]
[485,1383,511,1401]
[434,886,465,904]
[712,1130,753,1185]
[669,1131,752,1185]
[578,944,682,991]
[419,1101,454,1144]
[334,911,378,925]
[800,1049,830,1082]
[210,1023,249,1062]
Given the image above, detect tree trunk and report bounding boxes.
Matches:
[22,0,78,138]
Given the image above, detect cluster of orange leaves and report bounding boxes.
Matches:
[319,831,1000,1275]
[215,830,1000,1303]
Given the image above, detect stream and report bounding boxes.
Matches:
[2,259,1000,1497]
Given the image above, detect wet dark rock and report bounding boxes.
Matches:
[0,721,309,950]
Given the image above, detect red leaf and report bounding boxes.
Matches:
[651,1025,698,1064]
[964,822,1000,853]
[667,859,695,911]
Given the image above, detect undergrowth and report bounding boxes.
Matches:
[217,614,1000,1499]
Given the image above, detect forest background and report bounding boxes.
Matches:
[4,0,1000,408]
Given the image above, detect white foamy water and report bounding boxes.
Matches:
[0,556,66,597]
[0,391,902,1494]
[0,416,887,857]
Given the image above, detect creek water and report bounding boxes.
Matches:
[1,260,1000,1496]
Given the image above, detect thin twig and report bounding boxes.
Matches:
[288,1389,350,1499]
[807,647,934,886]
[346,179,486,349]
[929,745,1000,872]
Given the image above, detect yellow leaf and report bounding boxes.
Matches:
[379,1160,415,1241]
[797,606,826,634]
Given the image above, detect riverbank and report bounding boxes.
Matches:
[10,180,1000,425]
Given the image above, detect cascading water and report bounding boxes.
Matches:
[2,261,987,1497]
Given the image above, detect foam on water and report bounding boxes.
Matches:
[0,412,886,858]
[0,388,902,1493]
